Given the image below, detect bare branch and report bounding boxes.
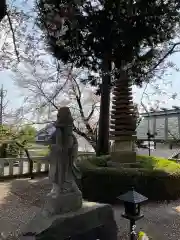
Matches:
[6,10,20,62]
[149,42,180,75]
[71,76,95,138]
[86,103,96,122]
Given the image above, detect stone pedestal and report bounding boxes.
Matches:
[43,190,82,216]
[20,201,117,240]
[111,136,136,163]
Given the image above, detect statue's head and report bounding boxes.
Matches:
[56,107,73,128]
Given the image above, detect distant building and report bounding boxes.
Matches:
[36,107,180,153]
[35,123,94,152]
[136,107,180,149]
[35,123,55,143]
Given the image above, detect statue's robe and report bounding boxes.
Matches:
[48,129,81,191]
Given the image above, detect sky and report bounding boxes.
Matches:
[1,0,180,115]
[1,52,180,112]
[0,71,23,110]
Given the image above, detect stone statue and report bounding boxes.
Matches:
[43,107,82,215]
[20,107,117,240]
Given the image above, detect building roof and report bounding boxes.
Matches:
[35,123,94,152]
[36,123,55,137]
[136,108,180,141]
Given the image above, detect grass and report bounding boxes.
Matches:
[137,155,180,173]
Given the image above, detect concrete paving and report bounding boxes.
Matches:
[0,177,180,239]
[137,148,180,159]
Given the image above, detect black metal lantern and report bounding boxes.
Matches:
[0,0,6,22]
[124,201,140,217]
[118,188,148,240]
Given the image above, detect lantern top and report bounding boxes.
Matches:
[118,188,148,204]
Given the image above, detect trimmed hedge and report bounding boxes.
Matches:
[79,155,180,203]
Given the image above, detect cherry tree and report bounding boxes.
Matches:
[13,60,99,151]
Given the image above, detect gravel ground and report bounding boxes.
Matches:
[114,203,180,239]
[0,177,180,239]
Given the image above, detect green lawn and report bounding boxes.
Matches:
[137,155,180,173]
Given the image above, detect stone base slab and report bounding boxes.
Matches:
[110,135,137,141]
[20,201,117,240]
[111,140,134,152]
[43,190,83,216]
[111,150,136,163]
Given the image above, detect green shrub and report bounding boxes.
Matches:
[79,155,180,203]
[89,155,110,167]
[7,143,20,157]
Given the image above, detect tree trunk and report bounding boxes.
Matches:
[96,55,111,156]
[0,0,6,22]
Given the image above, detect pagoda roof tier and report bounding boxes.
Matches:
[113,90,132,96]
[112,99,133,105]
[111,119,135,125]
[111,102,133,109]
[110,121,135,127]
[111,123,135,128]
[111,104,134,109]
[111,112,134,117]
[111,116,135,121]
[113,87,132,92]
[110,130,136,136]
[115,80,132,85]
[111,110,134,116]
[113,93,133,100]
[114,83,132,88]
[111,127,136,132]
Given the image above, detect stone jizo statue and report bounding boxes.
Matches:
[43,107,82,215]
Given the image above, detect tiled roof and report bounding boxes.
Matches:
[136,109,180,141]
